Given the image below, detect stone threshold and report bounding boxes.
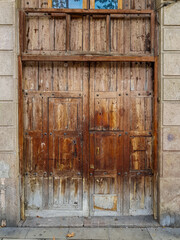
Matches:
[18,216,160,228]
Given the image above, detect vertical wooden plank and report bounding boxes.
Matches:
[66,14,70,51]
[83,16,90,51]
[83,0,88,9]
[106,15,110,52]
[90,0,95,9]
[23,62,38,90]
[153,57,158,219]
[48,0,52,8]
[19,11,25,54]
[70,16,83,51]
[39,62,53,91]
[26,17,39,51]
[39,17,54,51]
[53,62,68,91]
[118,0,123,9]
[151,12,155,55]
[90,62,95,130]
[19,56,25,220]
[55,17,66,51]
[82,62,90,216]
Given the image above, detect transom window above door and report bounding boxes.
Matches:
[52,0,122,9]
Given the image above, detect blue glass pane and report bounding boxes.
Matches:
[95,0,118,9]
[52,0,67,8]
[52,0,83,9]
[69,0,83,9]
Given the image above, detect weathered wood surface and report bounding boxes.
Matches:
[24,13,152,55]
[22,61,154,216]
[20,0,156,218]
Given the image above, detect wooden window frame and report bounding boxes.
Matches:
[49,0,88,9]
[48,0,122,9]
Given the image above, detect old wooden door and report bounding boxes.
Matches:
[20,0,156,218]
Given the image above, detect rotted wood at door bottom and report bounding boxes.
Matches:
[22,61,153,217]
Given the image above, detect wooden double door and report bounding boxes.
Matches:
[23,61,154,217]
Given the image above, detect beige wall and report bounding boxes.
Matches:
[0,0,180,227]
[158,0,180,226]
[0,0,20,226]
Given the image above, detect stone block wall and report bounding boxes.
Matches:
[0,0,19,226]
[158,0,180,227]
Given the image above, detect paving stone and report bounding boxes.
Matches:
[25,228,68,239]
[22,217,83,227]
[0,228,28,238]
[148,228,180,240]
[67,228,108,239]
[108,228,152,240]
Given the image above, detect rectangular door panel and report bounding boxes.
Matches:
[90,132,123,216]
[48,97,83,210]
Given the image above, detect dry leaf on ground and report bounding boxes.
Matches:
[66,232,75,238]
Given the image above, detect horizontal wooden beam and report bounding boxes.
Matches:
[21,55,155,62]
[24,8,153,15]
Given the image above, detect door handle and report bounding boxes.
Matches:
[96,147,100,155]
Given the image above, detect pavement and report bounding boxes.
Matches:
[0,227,180,240]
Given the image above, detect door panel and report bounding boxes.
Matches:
[24,13,153,55]
[48,97,83,209]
